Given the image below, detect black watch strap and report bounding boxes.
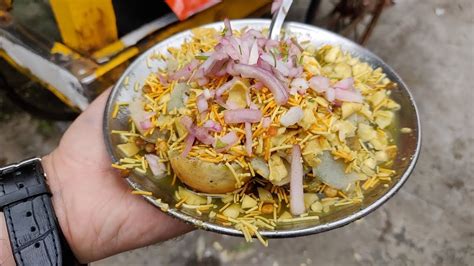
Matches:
[0,158,78,266]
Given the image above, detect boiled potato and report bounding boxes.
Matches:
[169,151,250,193]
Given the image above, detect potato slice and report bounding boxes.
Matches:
[227,80,249,108]
[257,187,274,203]
[178,186,207,205]
[304,193,319,210]
[169,151,250,193]
[268,154,290,186]
[117,142,140,157]
[223,204,241,218]
[241,195,258,209]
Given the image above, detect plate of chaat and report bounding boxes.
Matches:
[104,19,420,245]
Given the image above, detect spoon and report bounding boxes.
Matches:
[268,0,294,40]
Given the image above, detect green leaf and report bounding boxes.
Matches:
[221,28,228,36]
[215,139,227,149]
[195,55,209,60]
[299,55,304,65]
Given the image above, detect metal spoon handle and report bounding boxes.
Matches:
[268,0,294,40]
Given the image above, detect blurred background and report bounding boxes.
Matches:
[0,0,472,265]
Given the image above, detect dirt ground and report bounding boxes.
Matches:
[0,0,472,265]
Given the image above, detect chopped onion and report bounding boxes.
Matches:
[215,78,238,109]
[288,68,298,78]
[220,131,238,145]
[290,78,309,95]
[257,38,267,48]
[156,73,168,85]
[326,87,336,102]
[239,39,251,64]
[256,57,273,72]
[203,89,214,100]
[249,102,259,110]
[194,127,215,145]
[275,62,291,77]
[224,108,262,124]
[170,59,199,81]
[265,39,280,50]
[224,18,232,36]
[262,117,272,128]
[290,145,305,215]
[280,106,304,127]
[226,61,239,76]
[139,120,153,130]
[334,88,363,103]
[197,94,209,113]
[309,76,330,93]
[215,65,228,77]
[181,134,195,157]
[273,69,289,87]
[180,116,193,131]
[290,38,304,53]
[242,29,264,41]
[216,77,237,97]
[248,40,260,65]
[181,115,214,145]
[145,154,166,177]
[245,122,253,156]
[215,131,239,152]
[201,51,228,76]
[288,66,303,78]
[260,53,275,67]
[223,40,241,61]
[194,68,205,79]
[203,120,222,132]
[197,77,209,86]
[253,81,264,90]
[334,77,354,90]
[233,64,289,105]
[288,46,302,61]
[261,53,290,76]
[226,100,241,110]
[289,86,298,96]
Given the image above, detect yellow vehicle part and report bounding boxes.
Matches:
[91,40,125,61]
[49,0,118,55]
[94,47,139,79]
[0,50,78,109]
[50,42,80,59]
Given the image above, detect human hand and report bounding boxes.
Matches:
[39,90,193,263]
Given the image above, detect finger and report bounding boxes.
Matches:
[123,193,194,248]
[59,88,113,167]
[78,88,112,123]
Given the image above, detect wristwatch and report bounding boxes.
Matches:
[0,158,79,266]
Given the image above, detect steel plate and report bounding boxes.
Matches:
[103,19,421,238]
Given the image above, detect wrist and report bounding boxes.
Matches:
[0,157,75,265]
[41,153,77,261]
[0,213,15,266]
